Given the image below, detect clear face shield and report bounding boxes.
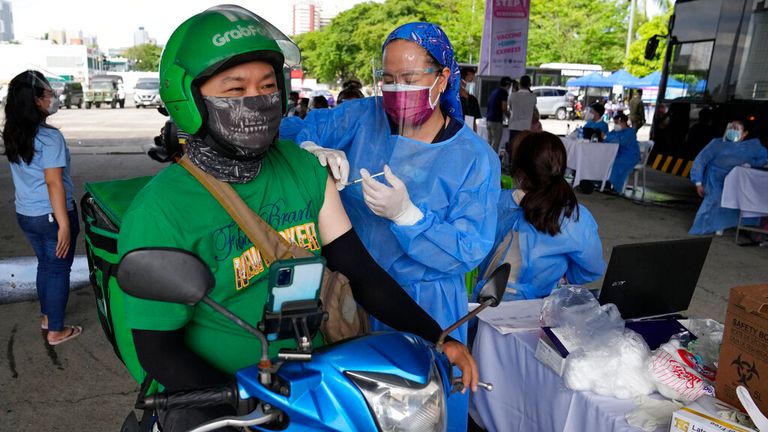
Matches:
[373,40,447,135]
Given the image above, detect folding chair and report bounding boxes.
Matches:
[622,140,654,201]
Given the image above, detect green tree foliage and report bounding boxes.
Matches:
[296,0,638,82]
[527,0,630,70]
[624,11,672,77]
[124,44,162,72]
[295,0,484,84]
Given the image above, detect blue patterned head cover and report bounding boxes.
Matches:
[383,22,462,122]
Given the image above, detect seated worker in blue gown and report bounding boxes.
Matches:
[583,102,609,141]
[476,131,606,300]
[280,22,500,432]
[689,120,768,235]
[604,113,640,193]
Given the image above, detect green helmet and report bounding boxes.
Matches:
[159,5,300,135]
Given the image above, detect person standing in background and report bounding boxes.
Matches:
[629,89,646,132]
[505,74,537,169]
[485,76,512,154]
[460,68,482,131]
[3,70,82,345]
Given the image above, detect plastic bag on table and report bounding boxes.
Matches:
[647,337,716,402]
[541,285,624,352]
[684,318,724,369]
[625,395,683,431]
[563,329,656,399]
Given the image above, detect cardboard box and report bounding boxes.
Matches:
[716,285,768,415]
[669,396,757,432]
[534,331,567,376]
[670,407,757,432]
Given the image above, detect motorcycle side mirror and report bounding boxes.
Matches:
[478,263,511,307]
[117,248,214,305]
[436,263,511,349]
[157,106,169,116]
[644,36,661,61]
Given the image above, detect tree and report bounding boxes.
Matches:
[527,0,630,70]
[624,11,672,77]
[124,44,162,72]
[295,0,483,84]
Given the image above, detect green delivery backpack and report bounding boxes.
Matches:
[81,176,155,388]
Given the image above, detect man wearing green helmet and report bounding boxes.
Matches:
[116,6,478,430]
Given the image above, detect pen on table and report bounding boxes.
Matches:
[342,171,385,186]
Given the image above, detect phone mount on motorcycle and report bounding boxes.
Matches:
[117,248,273,375]
[259,300,326,358]
[436,263,510,351]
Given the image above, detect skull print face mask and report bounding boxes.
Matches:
[204,92,282,156]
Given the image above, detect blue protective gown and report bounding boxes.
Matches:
[290,97,501,343]
[604,127,640,191]
[689,138,768,234]
[288,97,500,432]
[584,119,609,137]
[477,190,605,300]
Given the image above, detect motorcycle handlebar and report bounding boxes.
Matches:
[139,386,238,411]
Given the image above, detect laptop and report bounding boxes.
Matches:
[597,237,713,321]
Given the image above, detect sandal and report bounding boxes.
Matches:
[47,325,83,346]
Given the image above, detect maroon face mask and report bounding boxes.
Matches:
[381,79,440,127]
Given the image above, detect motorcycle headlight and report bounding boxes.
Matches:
[346,362,446,432]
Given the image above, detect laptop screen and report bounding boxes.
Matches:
[598,238,712,320]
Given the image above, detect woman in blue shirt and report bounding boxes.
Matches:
[4,70,81,345]
[478,131,605,300]
[689,120,768,235]
[604,113,641,192]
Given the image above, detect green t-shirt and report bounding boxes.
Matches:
[117,140,327,377]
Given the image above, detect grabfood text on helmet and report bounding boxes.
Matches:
[212,24,263,47]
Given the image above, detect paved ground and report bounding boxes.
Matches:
[0,110,766,430]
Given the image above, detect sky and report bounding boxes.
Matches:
[11,0,667,51]
[11,0,376,50]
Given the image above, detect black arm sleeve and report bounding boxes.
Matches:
[322,229,453,344]
[132,328,232,392]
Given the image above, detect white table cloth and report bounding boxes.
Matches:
[470,320,658,432]
[561,137,619,191]
[721,166,768,218]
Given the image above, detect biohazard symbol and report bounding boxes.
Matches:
[732,354,760,387]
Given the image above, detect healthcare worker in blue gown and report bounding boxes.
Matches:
[583,102,609,139]
[604,113,640,193]
[689,120,768,235]
[476,131,605,301]
[284,22,500,432]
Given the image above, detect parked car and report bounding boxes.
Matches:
[85,75,125,109]
[133,78,162,108]
[531,86,572,120]
[57,82,84,109]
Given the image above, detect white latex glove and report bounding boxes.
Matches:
[300,141,350,191]
[361,165,424,226]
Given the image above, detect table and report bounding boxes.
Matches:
[561,137,619,191]
[476,119,510,154]
[470,319,656,432]
[721,166,768,241]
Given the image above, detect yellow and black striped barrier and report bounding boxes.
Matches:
[651,154,693,177]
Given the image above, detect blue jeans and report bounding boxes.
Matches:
[16,206,80,331]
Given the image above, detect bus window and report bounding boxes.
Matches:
[668,40,714,100]
[732,2,768,100]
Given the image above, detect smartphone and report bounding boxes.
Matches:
[265,256,326,314]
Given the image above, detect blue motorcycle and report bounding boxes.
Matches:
[117,248,508,432]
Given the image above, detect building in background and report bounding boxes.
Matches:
[133,26,149,46]
[0,0,13,42]
[48,29,66,45]
[292,1,322,35]
[0,40,90,83]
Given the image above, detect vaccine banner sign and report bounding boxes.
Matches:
[479,0,530,77]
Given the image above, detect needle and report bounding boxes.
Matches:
[342,171,385,186]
